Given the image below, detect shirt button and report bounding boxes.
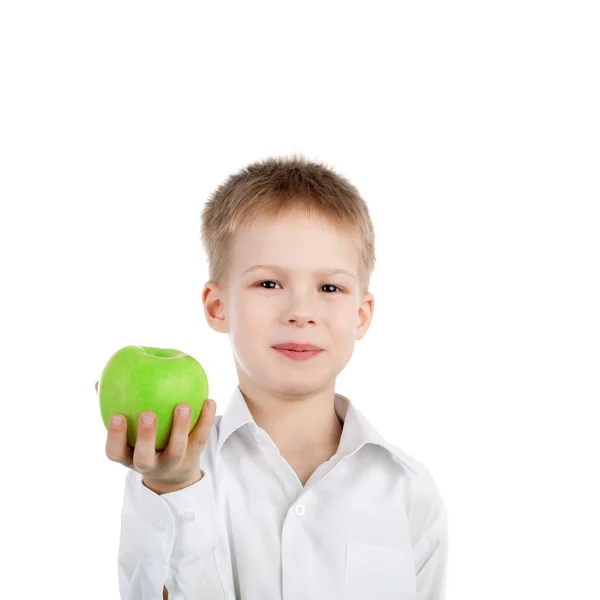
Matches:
[295,504,305,516]
[182,511,196,523]
[152,521,166,533]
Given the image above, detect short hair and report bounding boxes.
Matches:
[199,153,376,298]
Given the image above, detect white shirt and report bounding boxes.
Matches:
[117,385,448,599]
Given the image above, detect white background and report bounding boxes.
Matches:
[1,2,598,598]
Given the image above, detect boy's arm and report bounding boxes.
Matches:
[118,468,225,599]
[414,510,448,599]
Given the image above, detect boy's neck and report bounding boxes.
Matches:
[238,383,344,455]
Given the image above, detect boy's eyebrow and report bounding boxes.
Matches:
[242,264,357,280]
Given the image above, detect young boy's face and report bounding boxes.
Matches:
[203,208,374,395]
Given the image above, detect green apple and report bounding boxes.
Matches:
[98,345,209,451]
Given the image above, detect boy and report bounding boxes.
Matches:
[101,154,448,599]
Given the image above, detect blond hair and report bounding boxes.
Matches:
[199,153,376,298]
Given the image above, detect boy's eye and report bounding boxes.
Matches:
[256,280,343,293]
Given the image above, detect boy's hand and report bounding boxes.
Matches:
[96,380,216,493]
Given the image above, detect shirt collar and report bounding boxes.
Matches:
[215,385,418,475]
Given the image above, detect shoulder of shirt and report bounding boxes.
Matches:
[384,441,429,478]
[386,442,447,529]
[386,442,447,514]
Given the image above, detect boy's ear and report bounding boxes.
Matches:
[356,292,375,341]
[202,281,228,333]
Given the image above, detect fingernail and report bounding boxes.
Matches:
[142,414,154,426]
[178,405,190,417]
[208,399,216,411]
[110,416,122,427]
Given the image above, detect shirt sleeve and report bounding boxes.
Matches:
[117,468,225,599]
[414,509,449,600]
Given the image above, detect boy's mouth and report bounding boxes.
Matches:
[272,347,324,360]
[272,342,323,352]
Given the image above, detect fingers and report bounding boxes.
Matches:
[161,404,195,462]
[161,399,215,464]
[132,412,158,472]
[104,397,216,480]
[188,399,216,450]
[95,380,98,395]
[105,414,134,468]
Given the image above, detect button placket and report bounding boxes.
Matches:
[152,520,166,533]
